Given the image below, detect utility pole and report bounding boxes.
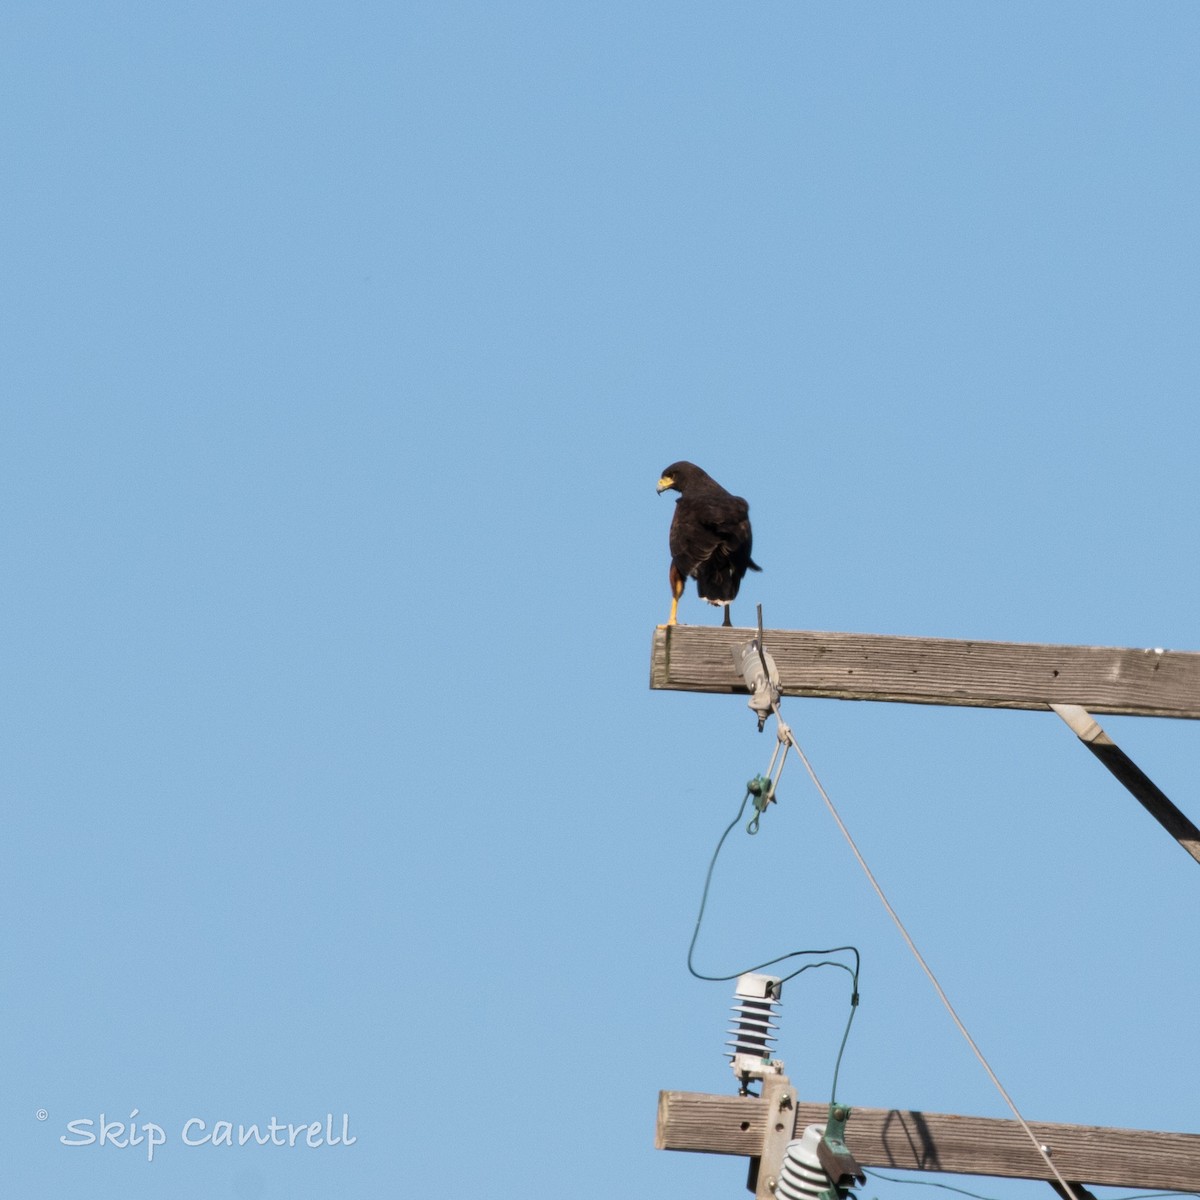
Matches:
[650,623,1200,1193]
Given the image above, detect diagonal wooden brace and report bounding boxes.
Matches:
[1050,703,1200,864]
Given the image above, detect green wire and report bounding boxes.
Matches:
[688,783,862,1105]
[686,788,753,983]
[828,987,858,1106]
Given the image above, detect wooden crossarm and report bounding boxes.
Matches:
[657,1092,1200,1191]
[651,626,1200,719]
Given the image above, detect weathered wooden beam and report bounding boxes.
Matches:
[657,1092,1200,1191]
[650,626,1200,719]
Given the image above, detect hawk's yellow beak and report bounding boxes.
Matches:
[656,475,674,494]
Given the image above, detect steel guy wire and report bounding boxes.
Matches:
[770,701,1081,1200]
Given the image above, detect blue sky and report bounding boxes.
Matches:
[3,3,1199,1198]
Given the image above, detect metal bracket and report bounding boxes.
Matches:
[749,1072,796,1199]
[818,1104,866,1193]
[733,638,781,731]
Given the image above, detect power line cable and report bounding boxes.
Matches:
[866,1170,1200,1200]
[865,1168,1008,1200]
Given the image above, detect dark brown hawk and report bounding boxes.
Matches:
[656,461,761,627]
